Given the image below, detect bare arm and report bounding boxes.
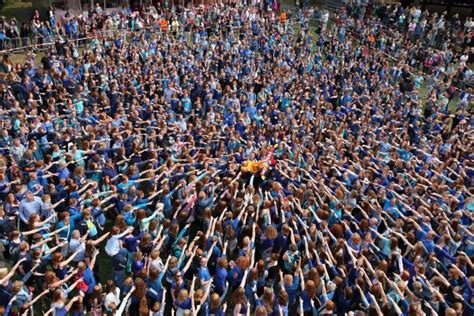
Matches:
[92,232,110,246]
[60,249,80,268]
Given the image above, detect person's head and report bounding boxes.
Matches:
[19,241,29,253]
[210,293,221,309]
[448,267,461,280]
[136,209,146,221]
[71,230,81,240]
[217,257,227,269]
[52,288,66,303]
[25,191,34,201]
[325,300,336,311]
[262,287,273,303]
[277,289,289,305]
[236,256,250,270]
[28,212,40,225]
[42,194,51,203]
[82,209,91,219]
[452,302,464,315]
[352,233,361,245]
[134,251,143,261]
[77,262,86,273]
[177,289,189,302]
[255,305,268,316]
[11,280,24,294]
[90,284,103,301]
[175,270,183,282]
[52,252,63,265]
[232,287,247,305]
[151,301,161,313]
[426,231,436,240]
[414,263,425,275]
[305,280,316,297]
[265,225,278,240]
[44,271,58,286]
[284,274,293,286]
[413,281,422,293]
[105,279,116,294]
[405,303,424,315]
[110,226,121,235]
[193,288,204,303]
[150,249,160,261]
[133,277,147,298]
[169,256,178,269]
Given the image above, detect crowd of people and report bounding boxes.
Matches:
[0,0,286,51]
[0,1,472,316]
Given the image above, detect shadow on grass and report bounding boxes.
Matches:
[0,1,33,23]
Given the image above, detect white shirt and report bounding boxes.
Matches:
[150,258,164,273]
[105,230,128,257]
[68,238,86,262]
[105,236,121,257]
[104,288,121,309]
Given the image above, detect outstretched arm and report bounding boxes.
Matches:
[116,287,136,316]
[1,258,27,285]
[60,249,80,268]
[92,232,110,246]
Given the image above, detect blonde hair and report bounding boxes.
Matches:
[255,305,268,316]
[169,256,178,268]
[150,249,160,260]
[265,226,278,239]
[11,281,24,294]
[177,289,189,303]
[0,268,8,279]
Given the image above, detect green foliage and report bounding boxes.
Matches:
[31,0,50,17]
[0,1,33,22]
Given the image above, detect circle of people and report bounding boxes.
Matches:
[0,2,472,316]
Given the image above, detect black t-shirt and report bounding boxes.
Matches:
[41,56,52,71]
[20,25,29,38]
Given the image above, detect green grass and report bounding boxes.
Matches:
[0,0,50,22]
[0,1,33,23]
[97,221,114,283]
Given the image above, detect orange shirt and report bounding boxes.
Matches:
[242,160,266,174]
[368,34,375,44]
[161,19,168,31]
[280,12,287,23]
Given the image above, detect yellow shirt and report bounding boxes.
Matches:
[242,160,266,174]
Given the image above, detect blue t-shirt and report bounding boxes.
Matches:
[228,266,243,287]
[215,267,228,294]
[174,297,192,310]
[301,290,313,312]
[82,267,96,294]
[285,275,299,305]
[117,180,136,193]
[198,266,211,282]
[147,272,165,301]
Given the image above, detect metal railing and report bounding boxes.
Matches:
[0,12,312,54]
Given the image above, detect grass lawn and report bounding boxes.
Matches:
[0,1,33,23]
[97,222,114,284]
[0,0,51,22]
